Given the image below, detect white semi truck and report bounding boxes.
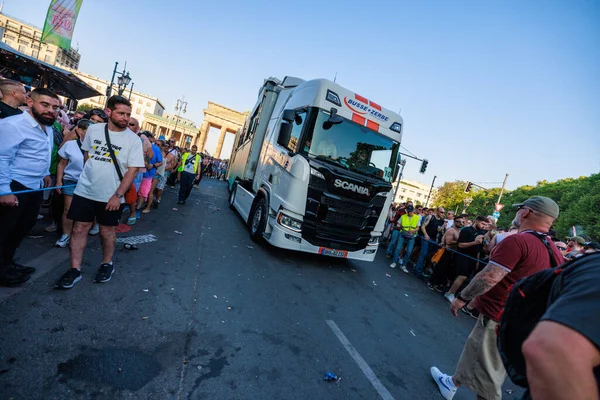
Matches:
[227,77,404,261]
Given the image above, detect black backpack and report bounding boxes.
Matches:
[496,232,562,388]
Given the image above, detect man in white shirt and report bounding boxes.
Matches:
[0,88,58,286]
[56,96,144,289]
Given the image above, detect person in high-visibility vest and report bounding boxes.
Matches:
[177,145,201,205]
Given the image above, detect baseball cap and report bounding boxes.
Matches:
[568,236,585,245]
[406,205,415,212]
[512,196,559,219]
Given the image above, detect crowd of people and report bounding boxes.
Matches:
[0,79,225,289]
[382,198,599,399]
[382,201,599,314]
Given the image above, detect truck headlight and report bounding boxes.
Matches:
[278,213,302,232]
[310,167,324,180]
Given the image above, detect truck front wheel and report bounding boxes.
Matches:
[248,198,267,242]
[228,183,237,210]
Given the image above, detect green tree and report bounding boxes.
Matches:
[434,174,600,240]
[431,180,470,213]
[76,104,96,113]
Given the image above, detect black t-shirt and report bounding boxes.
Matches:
[541,253,600,392]
[0,101,23,119]
[425,215,445,242]
[457,226,483,257]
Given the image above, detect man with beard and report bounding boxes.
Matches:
[431,196,564,400]
[0,79,27,119]
[0,88,58,286]
[55,96,144,289]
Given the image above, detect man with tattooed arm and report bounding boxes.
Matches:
[430,196,564,400]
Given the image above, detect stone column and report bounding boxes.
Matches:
[214,126,228,159]
[196,120,209,152]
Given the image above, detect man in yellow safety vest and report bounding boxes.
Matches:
[177,145,201,205]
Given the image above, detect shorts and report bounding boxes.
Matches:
[455,255,477,277]
[138,177,153,198]
[154,173,166,190]
[454,314,507,400]
[61,179,78,196]
[67,194,122,227]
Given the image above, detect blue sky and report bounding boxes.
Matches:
[4,0,599,189]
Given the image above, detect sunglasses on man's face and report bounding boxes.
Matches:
[557,246,567,251]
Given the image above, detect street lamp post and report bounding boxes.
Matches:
[105,61,133,107]
[171,97,188,145]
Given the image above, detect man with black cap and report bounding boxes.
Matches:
[389,205,420,273]
[431,196,565,400]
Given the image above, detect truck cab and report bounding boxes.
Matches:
[227,77,403,261]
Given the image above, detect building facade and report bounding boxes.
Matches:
[141,112,198,149]
[0,12,81,70]
[73,71,165,122]
[393,178,437,206]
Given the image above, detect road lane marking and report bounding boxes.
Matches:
[326,320,395,400]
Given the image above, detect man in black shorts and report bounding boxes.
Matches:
[444,215,487,303]
[55,96,144,289]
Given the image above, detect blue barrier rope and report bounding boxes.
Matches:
[0,184,77,196]
[386,228,488,265]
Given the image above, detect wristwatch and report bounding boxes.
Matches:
[114,192,124,199]
[456,292,469,303]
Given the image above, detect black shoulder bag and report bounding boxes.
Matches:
[104,125,137,204]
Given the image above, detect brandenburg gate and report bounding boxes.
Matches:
[195,102,248,159]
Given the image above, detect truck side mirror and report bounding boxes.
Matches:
[282,109,296,122]
[277,121,293,148]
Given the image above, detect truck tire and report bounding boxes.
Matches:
[248,198,267,243]
[228,183,237,210]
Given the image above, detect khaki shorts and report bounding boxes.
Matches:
[454,314,507,400]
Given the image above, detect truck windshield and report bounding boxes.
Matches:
[301,109,400,182]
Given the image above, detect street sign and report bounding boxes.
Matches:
[493,211,500,219]
[495,203,504,212]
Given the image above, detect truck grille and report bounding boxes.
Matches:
[324,211,367,229]
[321,195,371,217]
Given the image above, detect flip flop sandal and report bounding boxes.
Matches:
[127,217,137,226]
[142,209,151,214]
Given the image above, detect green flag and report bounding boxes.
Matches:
[41,0,83,50]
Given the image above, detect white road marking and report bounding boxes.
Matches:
[326,320,395,400]
[116,234,157,244]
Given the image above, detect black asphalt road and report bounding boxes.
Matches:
[0,179,523,399]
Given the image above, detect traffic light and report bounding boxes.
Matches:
[464,181,473,193]
[419,159,428,174]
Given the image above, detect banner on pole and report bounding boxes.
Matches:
[41,0,84,50]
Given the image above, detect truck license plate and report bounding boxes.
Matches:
[318,247,348,258]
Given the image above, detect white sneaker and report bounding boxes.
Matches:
[444,292,455,303]
[55,234,70,248]
[390,262,397,269]
[44,222,57,233]
[400,265,409,274]
[89,224,100,236]
[430,367,457,400]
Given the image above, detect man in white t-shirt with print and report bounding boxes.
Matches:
[56,96,144,289]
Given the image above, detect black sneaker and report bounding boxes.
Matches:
[176,200,183,205]
[56,268,82,289]
[9,262,36,274]
[0,269,30,287]
[426,282,436,291]
[94,263,114,283]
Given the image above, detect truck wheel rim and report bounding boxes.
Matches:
[252,207,262,233]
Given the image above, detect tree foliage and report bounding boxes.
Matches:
[433,174,600,241]
[76,104,96,113]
